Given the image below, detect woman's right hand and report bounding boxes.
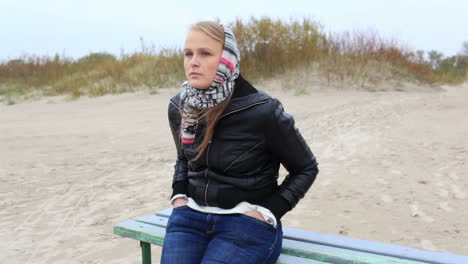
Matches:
[172,197,188,208]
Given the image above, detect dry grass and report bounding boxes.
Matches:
[1,17,466,104]
[0,47,183,102]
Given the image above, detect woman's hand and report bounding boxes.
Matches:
[172,197,188,208]
[244,210,266,221]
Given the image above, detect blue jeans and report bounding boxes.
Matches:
[161,205,283,264]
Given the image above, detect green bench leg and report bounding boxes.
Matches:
[140,241,152,264]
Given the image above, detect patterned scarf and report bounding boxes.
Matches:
[180,25,240,144]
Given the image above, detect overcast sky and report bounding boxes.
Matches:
[1,0,467,61]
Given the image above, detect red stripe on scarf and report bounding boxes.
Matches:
[181,138,195,144]
[220,57,235,72]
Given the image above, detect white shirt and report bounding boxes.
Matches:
[170,194,278,228]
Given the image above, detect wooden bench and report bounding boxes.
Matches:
[114,208,468,264]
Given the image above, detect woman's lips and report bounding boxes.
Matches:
[189,72,202,77]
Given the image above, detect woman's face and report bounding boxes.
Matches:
[184,29,223,89]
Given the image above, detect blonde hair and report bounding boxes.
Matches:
[183,21,232,160]
[190,21,225,47]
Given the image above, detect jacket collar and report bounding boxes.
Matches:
[170,75,270,116]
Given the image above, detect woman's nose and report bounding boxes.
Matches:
[190,55,200,66]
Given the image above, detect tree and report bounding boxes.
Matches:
[428,50,443,69]
[415,50,425,64]
[461,41,468,55]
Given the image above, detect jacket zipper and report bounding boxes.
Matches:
[199,101,268,206]
[204,140,211,206]
[224,140,264,172]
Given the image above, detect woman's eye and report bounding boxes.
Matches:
[201,52,211,56]
[185,52,193,57]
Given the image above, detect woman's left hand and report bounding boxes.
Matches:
[244,210,266,222]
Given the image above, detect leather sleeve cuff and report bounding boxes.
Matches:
[171,180,188,199]
[259,194,292,220]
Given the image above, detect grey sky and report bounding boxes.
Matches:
[1,0,467,61]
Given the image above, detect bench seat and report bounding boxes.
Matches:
[113,208,468,264]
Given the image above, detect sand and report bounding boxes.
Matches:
[1,83,467,263]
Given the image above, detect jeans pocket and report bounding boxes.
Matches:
[167,205,190,232]
[238,214,275,230]
[233,214,279,257]
[172,205,189,211]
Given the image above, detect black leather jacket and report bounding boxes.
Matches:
[168,75,318,220]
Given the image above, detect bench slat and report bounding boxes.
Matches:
[281,240,425,264]
[155,207,173,217]
[282,227,468,264]
[114,220,165,247]
[133,216,426,264]
[277,254,331,264]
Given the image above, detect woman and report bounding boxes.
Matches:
[162,21,319,264]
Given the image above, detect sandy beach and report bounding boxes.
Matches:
[1,83,467,263]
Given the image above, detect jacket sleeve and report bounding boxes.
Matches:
[259,98,319,220]
[168,101,189,199]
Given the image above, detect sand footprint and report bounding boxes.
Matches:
[435,181,446,187]
[410,203,435,223]
[450,185,467,199]
[420,240,437,251]
[448,172,459,180]
[319,179,332,186]
[438,202,453,212]
[376,178,388,185]
[437,188,449,198]
[381,194,393,203]
[390,169,402,175]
